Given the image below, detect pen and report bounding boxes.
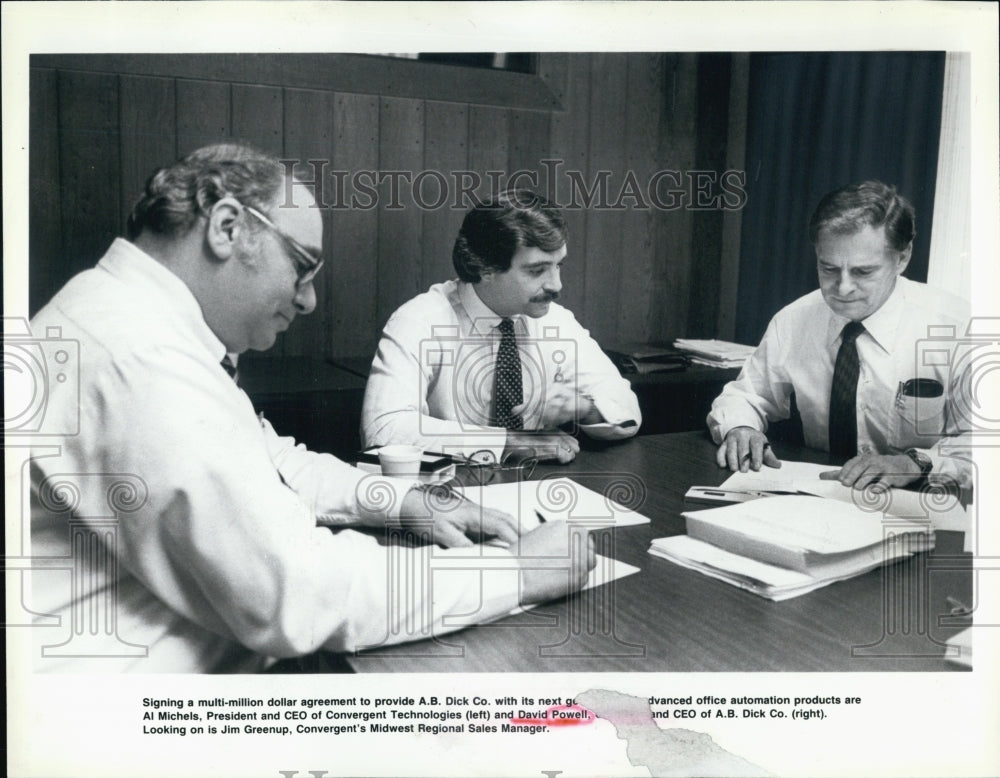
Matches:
[946,595,972,615]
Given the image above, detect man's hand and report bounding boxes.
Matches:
[819,453,922,489]
[716,426,781,472]
[512,384,602,429]
[517,523,596,606]
[504,430,580,464]
[399,485,520,548]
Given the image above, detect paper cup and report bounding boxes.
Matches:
[377,445,423,477]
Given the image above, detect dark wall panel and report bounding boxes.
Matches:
[618,53,665,344]
[330,92,380,361]
[421,100,468,290]
[582,53,628,344]
[545,54,590,319]
[376,97,424,329]
[57,70,121,289]
[283,87,336,359]
[176,79,230,156]
[30,54,743,364]
[119,75,176,231]
[30,69,62,315]
[652,54,699,343]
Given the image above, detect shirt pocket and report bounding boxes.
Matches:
[890,379,947,450]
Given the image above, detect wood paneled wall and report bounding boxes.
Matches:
[29,53,738,363]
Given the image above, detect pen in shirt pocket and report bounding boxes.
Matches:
[896,378,944,408]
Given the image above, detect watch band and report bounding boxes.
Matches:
[905,448,933,479]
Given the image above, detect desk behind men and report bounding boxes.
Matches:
[347,432,971,672]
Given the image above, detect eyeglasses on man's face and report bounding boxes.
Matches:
[242,204,324,289]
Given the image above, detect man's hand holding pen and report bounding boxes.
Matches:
[517,522,596,606]
[399,483,595,604]
[717,425,782,472]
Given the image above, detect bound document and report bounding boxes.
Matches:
[649,494,934,601]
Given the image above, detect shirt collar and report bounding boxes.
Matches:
[457,280,528,337]
[824,276,907,353]
[859,276,906,352]
[98,238,229,364]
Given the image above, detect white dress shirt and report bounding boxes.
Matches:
[28,239,520,672]
[361,280,641,459]
[707,277,972,483]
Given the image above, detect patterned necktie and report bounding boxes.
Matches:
[829,320,866,458]
[492,318,523,430]
[221,354,240,386]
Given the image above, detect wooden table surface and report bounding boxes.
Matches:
[347,431,972,672]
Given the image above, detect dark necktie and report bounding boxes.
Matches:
[222,355,291,488]
[492,318,523,430]
[829,321,866,458]
[221,354,240,386]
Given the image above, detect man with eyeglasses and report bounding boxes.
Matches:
[28,144,594,672]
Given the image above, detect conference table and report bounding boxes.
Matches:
[346,431,972,672]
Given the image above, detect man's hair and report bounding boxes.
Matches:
[452,189,567,282]
[808,180,915,251]
[126,143,286,240]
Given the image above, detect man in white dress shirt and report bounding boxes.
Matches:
[361,189,641,464]
[707,180,971,488]
[28,145,593,672]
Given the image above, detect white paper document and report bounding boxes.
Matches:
[720,459,971,532]
[455,477,651,530]
[509,553,640,615]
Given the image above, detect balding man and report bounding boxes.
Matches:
[29,144,593,672]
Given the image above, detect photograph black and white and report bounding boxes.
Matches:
[4,3,999,778]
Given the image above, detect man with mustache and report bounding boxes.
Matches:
[362,189,641,463]
[707,180,971,489]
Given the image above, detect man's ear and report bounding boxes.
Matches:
[204,197,244,262]
[896,241,913,275]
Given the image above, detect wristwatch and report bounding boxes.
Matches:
[904,448,933,480]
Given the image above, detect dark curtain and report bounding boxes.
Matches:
[735,52,946,345]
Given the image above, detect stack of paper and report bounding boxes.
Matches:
[673,338,755,368]
[649,494,935,601]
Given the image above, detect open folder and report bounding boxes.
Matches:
[650,494,935,601]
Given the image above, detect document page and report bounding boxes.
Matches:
[455,477,651,530]
[720,459,970,532]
